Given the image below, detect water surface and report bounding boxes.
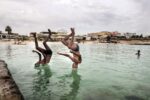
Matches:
[0,42,150,100]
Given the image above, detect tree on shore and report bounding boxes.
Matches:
[5,26,12,34]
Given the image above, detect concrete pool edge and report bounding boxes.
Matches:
[0,60,24,100]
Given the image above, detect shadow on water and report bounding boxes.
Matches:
[32,64,52,100]
[60,69,81,100]
[125,95,145,100]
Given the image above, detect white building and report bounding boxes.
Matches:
[124,33,136,38]
[0,33,19,39]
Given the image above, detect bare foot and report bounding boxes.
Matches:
[47,29,52,40]
[70,28,74,31]
[31,32,36,37]
[48,29,52,35]
[70,28,75,35]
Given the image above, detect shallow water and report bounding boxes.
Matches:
[0,42,150,100]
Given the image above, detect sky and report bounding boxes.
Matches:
[0,0,150,35]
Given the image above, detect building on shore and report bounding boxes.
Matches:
[29,31,85,42]
[74,35,85,43]
[88,31,111,41]
[87,31,121,41]
[124,32,136,39]
[0,32,19,39]
[85,35,91,41]
[29,31,68,41]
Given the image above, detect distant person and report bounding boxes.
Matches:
[58,28,82,69]
[32,29,53,65]
[135,50,141,59]
[106,35,111,43]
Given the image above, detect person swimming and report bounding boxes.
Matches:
[136,50,141,59]
[32,29,53,65]
[58,28,82,69]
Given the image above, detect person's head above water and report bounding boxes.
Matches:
[138,50,140,53]
[136,50,141,56]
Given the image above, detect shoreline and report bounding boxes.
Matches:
[1,39,150,45]
[119,40,150,45]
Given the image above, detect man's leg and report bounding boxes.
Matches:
[32,32,45,53]
[61,28,74,46]
[32,50,42,62]
[70,28,75,46]
[57,52,80,63]
[43,29,52,51]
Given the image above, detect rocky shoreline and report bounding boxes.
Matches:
[0,60,24,100]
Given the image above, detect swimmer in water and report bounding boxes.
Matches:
[58,28,82,69]
[136,50,141,59]
[32,29,53,65]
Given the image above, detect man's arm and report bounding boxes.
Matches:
[70,50,81,57]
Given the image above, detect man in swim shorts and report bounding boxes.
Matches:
[58,28,82,69]
[32,29,53,65]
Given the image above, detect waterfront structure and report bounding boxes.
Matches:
[30,31,68,41]
[124,32,136,39]
[0,32,19,39]
[87,31,121,41]
[0,60,24,100]
[29,31,85,42]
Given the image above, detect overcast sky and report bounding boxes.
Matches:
[0,0,150,35]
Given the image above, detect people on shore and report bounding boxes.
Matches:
[106,35,111,43]
[58,28,82,69]
[32,29,53,65]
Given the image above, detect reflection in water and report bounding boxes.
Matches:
[6,45,12,58]
[32,64,52,100]
[60,69,81,100]
[137,55,140,59]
